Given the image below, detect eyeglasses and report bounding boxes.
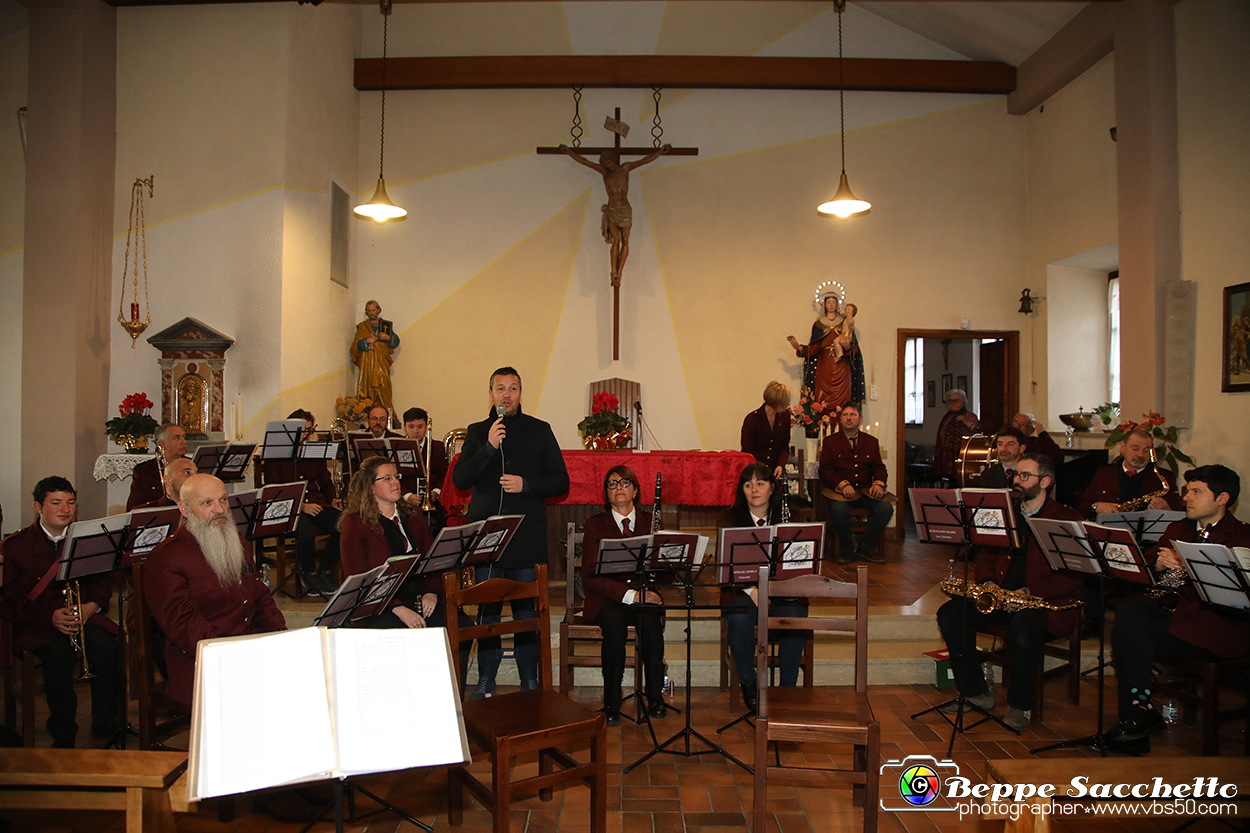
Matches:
[373,474,400,483]
[606,479,634,490]
[1013,472,1040,483]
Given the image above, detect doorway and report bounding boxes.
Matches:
[893,329,1020,539]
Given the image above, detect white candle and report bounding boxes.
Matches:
[236,393,243,438]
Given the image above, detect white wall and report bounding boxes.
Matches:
[1046,264,1111,427]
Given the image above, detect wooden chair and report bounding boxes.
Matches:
[131,562,191,750]
[443,565,607,833]
[753,565,878,833]
[975,618,1081,724]
[721,616,814,712]
[1153,655,1250,756]
[557,523,644,710]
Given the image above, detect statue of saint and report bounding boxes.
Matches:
[787,290,866,431]
[350,299,399,416]
[559,143,671,285]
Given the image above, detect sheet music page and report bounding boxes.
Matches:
[1232,547,1250,572]
[1174,541,1249,609]
[195,629,336,798]
[330,628,469,776]
[692,535,709,566]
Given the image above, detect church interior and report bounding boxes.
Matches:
[0,0,1248,830]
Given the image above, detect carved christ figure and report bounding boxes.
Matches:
[559,143,671,286]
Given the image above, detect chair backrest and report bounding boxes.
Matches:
[757,565,869,704]
[565,522,584,613]
[444,564,552,694]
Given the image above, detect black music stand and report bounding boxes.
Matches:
[1174,541,1250,610]
[314,557,419,628]
[57,515,134,747]
[261,419,306,461]
[1097,509,1186,547]
[192,442,257,482]
[1025,518,1147,756]
[908,488,1023,754]
[230,481,308,597]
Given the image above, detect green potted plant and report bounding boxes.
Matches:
[1105,412,1194,473]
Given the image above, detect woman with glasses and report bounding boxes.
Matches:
[720,462,808,714]
[580,465,667,726]
[338,455,447,629]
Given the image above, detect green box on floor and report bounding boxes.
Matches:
[924,649,991,689]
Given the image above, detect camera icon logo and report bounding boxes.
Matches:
[880,755,961,812]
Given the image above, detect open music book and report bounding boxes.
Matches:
[908,488,1021,548]
[1026,517,1153,583]
[716,522,823,584]
[187,627,469,801]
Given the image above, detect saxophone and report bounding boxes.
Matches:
[1116,461,1171,513]
[941,575,1081,615]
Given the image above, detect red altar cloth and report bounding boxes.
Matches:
[439,449,755,518]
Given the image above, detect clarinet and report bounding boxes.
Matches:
[779,469,791,523]
[651,473,663,533]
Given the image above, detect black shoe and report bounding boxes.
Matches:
[835,552,854,565]
[1106,706,1165,742]
[741,680,758,714]
[316,572,340,594]
[519,677,540,691]
[648,701,667,719]
[859,549,885,564]
[604,710,621,727]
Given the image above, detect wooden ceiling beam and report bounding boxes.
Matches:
[355,55,1016,94]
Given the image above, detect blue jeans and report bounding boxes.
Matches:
[473,564,539,684]
[826,494,893,555]
[725,593,808,688]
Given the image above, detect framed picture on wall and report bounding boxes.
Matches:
[956,375,968,394]
[941,374,954,398]
[1223,281,1250,393]
[925,381,936,408]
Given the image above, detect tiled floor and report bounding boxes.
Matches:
[4,516,1245,832]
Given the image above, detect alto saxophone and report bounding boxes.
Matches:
[941,575,1081,615]
[1116,458,1171,513]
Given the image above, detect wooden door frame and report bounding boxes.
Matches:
[893,329,1020,539]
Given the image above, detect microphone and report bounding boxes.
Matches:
[496,404,507,419]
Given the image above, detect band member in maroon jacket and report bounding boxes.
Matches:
[126,423,188,510]
[263,410,341,594]
[1077,427,1184,518]
[580,465,667,725]
[740,381,792,479]
[1108,464,1249,747]
[1012,413,1065,469]
[819,402,892,564]
[935,454,1082,731]
[399,407,449,532]
[1,477,119,747]
[135,457,198,510]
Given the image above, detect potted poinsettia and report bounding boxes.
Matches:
[105,392,159,453]
[577,392,632,450]
[1105,412,1193,473]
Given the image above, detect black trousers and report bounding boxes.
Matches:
[294,507,341,574]
[31,624,120,746]
[936,598,1050,711]
[1110,595,1219,715]
[591,600,665,712]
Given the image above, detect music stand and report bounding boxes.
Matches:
[1097,510,1186,547]
[261,419,306,461]
[314,557,419,628]
[1025,517,1147,756]
[123,506,184,563]
[193,442,257,482]
[623,531,733,772]
[300,441,340,463]
[909,488,1022,753]
[589,534,661,726]
[1174,541,1250,610]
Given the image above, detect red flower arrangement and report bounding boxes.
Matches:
[119,392,154,416]
[790,385,836,435]
[578,392,632,449]
[106,391,160,450]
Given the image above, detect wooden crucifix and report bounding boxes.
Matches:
[539,108,697,360]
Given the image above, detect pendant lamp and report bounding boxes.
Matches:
[817,0,871,219]
[355,0,407,223]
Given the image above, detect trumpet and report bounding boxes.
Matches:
[941,576,1080,615]
[62,581,95,680]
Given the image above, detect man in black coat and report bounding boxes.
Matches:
[452,366,570,698]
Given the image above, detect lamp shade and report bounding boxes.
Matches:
[817,173,871,218]
[354,177,407,223]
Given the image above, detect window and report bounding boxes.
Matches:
[1108,273,1120,403]
[904,337,924,424]
[330,182,350,287]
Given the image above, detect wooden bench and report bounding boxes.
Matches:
[985,757,1250,833]
[0,749,192,833]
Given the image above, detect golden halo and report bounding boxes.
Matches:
[812,280,847,313]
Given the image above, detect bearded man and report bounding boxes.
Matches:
[144,474,285,706]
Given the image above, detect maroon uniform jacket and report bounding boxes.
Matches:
[818,430,888,497]
[400,439,449,500]
[1147,513,1250,659]
[1023,431,1065,468]
[127,457,163,511]
[1076,463,1183,518]
[339,511,434,577]
[144,526,285,705]
[136,494,176,510]
[1,522,116,654]
[263,458,337,507]
[740,407,791,472]
[973,498,1084,637]
[580,509,654,623]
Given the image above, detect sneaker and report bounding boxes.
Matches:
[316,572,340,594]
[940,690,994,714]
[1003,707,1032,731]
[519,678,540,691]
[1106,706,1164,742]
[469,679,496,700]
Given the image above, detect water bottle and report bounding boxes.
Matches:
[1160,698,1179,724]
